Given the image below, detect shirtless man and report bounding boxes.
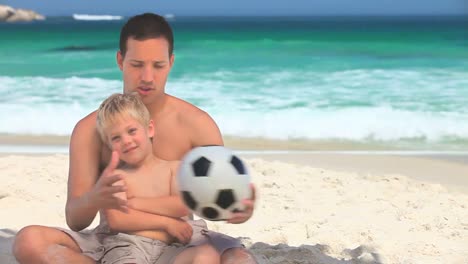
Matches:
[13,13,256,264]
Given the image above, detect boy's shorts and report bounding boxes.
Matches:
[58,219,243,263]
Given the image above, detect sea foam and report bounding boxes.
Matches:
[1,71,467,148]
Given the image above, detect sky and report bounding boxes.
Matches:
[2,0,467,16]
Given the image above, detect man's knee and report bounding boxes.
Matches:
[13,225,80,263]
[194,244,220,264]
[13,225,45,260]
[221,247,257,264]
[14,225,44,251]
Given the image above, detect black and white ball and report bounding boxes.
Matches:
[177,146,251,221]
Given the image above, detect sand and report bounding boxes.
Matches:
[0,153,467,263]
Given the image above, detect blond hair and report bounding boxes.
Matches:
[96,93,150,144]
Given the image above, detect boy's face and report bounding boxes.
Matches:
[106,116,154,165]
[117,37,174,106]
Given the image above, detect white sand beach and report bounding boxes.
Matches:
[1,152,467,264]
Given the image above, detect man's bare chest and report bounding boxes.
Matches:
[152,130,192,161]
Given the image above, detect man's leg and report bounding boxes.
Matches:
[221,248,257,264]
[13,225,95,264]
[172,244,220,264]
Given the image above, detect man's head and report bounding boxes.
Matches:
[96,93,154,164]
[119,13,174,58]
[117,13,175,105]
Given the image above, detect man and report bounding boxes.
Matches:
[13,13,257,264]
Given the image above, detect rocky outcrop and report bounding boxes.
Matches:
[0,5,45,22]
[0,5,14,20]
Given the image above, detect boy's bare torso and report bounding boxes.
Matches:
[124,158,176,242]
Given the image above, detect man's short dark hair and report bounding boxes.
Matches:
[119,13,174,57]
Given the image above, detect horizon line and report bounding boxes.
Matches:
[42,13,468,18]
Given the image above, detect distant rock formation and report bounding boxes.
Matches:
[0,5,45,22]
[0,5,14,20]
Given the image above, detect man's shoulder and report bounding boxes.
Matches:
[169,95,207,117]
[168,96,213,127]
[73,110,98,132]
[70,110,100,143]
[166,94,223,148]
[69,110,107,173]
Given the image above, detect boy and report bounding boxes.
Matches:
[93,93,226,263]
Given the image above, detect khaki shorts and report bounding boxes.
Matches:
[59,219,243,263]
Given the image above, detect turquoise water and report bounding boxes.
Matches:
[1,16,468,149]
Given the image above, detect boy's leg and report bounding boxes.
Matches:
[13,225,95,264]
[100,245,148,264]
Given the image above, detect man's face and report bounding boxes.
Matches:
[117,37,174,106]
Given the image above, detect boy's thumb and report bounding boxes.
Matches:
[104,151,119,175]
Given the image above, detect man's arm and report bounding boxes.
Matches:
[189,110,224,147]
[190,110,256,224]
[66,114,102,231]
[66,113,127,231]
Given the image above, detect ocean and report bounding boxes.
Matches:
[1,16,467,150]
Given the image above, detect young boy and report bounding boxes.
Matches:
[95,93,225,264]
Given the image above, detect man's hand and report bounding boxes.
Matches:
[166,218,193,244]
[227,183,256,224]
[88,151,128,212]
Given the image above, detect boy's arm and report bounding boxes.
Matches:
[103,207,174,232]
[127,161,190,218]
[103,207,193,244]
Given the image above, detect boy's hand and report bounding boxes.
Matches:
[88,151,128,212]
[166,219,193,244]
[227,183,256,224]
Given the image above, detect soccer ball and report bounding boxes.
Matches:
[177,145,251,221]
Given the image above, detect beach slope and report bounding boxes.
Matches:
[1,154,467,263]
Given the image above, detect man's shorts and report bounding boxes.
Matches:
[58,219,243,263]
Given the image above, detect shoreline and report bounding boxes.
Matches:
[1,133,468,151]
[1,133,467,194]
[0,149,466,194]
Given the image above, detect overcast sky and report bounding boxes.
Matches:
[3,0,467,16]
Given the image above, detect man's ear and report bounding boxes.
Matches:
[169,53,175,67]
[148,120,155,138]
[116,51,124,71]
